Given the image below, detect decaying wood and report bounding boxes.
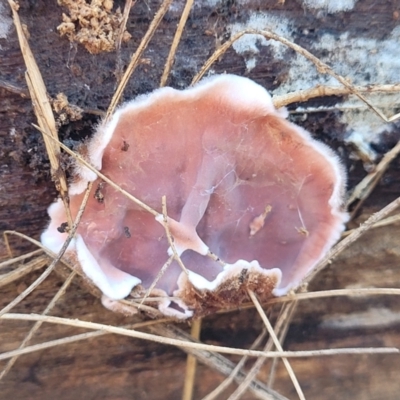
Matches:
[1,0,400,399]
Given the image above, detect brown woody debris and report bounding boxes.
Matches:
[52,92,83,126]
[57,0,131,54]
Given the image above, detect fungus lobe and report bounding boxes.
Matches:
[41,75,347,318]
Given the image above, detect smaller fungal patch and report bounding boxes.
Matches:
[57,0,131,54]
[42,75,348,318]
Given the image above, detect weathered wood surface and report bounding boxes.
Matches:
[1,0,400,399]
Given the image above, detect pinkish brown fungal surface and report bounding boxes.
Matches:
[41,75,348,318]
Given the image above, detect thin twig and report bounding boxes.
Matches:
[192,29,400,123]
[273,83,400,108]
[106,0,173,120]
[182,319,202,400]
[347,140,400,216]
[246,292,305,400]
[162,196,189,275]
[151,324,288,400]
[229,302,298,400]
[0,319,172,362]
[3,231,62,259]
[1,313,398,358]
[138,254,174,309]
[115,0,136,82]
[302,195,400,286]
[0,255,48,289]
[201,329,268,400]
[138,195,190,309]
[0,249,43,270]
[7,0,72,227]
[0,271,76,381]
[0,182,92,317]
[0,78,29,97]
[222,288,400,313]
[267,302,298,389]
[160,0,194,87]
[342,213,400,237]
[116,0,136,52]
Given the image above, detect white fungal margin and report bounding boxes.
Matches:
[75,235,141,300]
[182,259,282,292]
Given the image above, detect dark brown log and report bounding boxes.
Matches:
[1,0,400,399]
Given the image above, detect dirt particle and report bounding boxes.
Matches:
[123,226,131,238]
[94,181,105,203]
[121,140,129,151]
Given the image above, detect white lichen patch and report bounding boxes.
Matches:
[229,13,400,160]
[321,307,400,329]
[228,13,294,71]
[301,0,358,13]
[0,2,12,48]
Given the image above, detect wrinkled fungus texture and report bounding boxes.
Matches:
[42,75,348,318]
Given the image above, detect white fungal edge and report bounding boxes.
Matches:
[40,199,76,253]
[180,259,282,292]
[75,235,141,299]
[273,121,349,296]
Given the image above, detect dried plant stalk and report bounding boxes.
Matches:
[7,0,72,227]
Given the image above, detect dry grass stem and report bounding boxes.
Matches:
[120,297,167,318]
[0,255,48,289]
[215,287,400,316]
[1,313,398,358]
[271,287,400,303]
[273,83,400,108]
[116,0,136,52]
[0,249,42,269]
[3,231,60,259]
[0,78,29,97]
[230,302,299,400]
[138,254,174,310]
[7,0,72,227]
[267,302,299,389]
[182,318,202,400]
[106,0,173,120]
[162,196,189,275]
[131,295,180,303]
[0,270,76,381]
[0,183,92,317]
[200,329,269,400]
[0,319,172,362]
[343,213,400,237]
[247,292,305,400]
[160,0,194,87]
[302,195,400,286]
[347,140,400,216]
[136,323,286,400]
[115,0,136,81]
[138,196,189,309]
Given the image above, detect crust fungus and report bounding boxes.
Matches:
[41,75,348,318]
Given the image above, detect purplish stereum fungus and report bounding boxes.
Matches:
[41,74,348,318]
